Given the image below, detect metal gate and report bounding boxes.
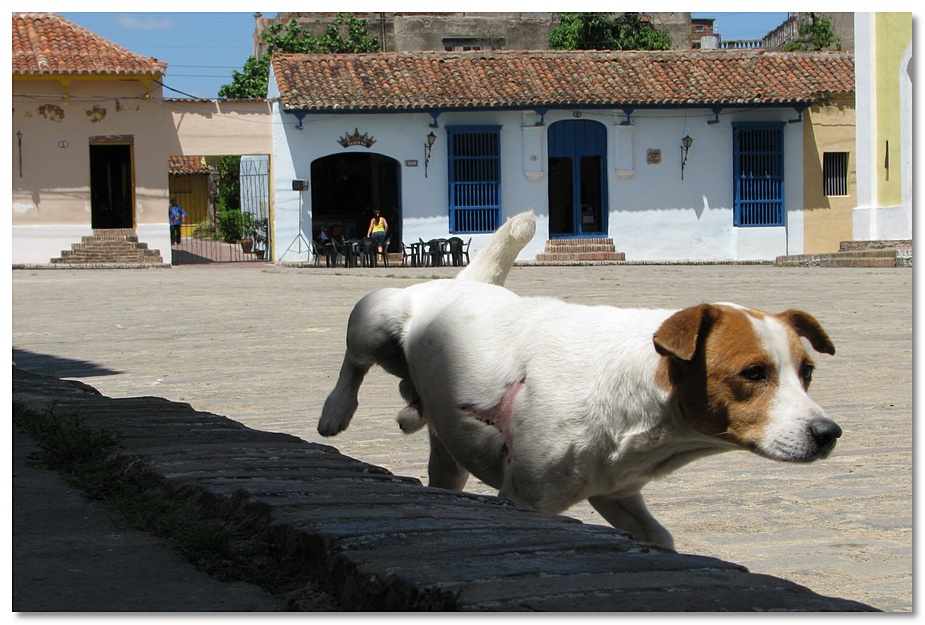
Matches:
[240,155,271,257]
[171,155,271,265]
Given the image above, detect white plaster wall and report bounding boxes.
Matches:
[853,13,878,241]
[11,225,93,265]
[11,224,172,265]
[271,104,805,264]
[137,223,172,265]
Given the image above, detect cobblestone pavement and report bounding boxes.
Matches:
[11,262,913,612]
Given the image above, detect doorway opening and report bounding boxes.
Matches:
[547,119,608,238]
[310,153,401,252]
[89,143,134,229]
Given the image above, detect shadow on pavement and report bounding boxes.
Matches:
[12,348,121,378]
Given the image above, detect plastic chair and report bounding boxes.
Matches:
[461,237,472,265]
[421,238,447,267]
[375,237,391,267]
[360,238,378,267]
[401,242,418,267]
[446,237,469,266]
[446,237,464,267]
[312,240,337,267]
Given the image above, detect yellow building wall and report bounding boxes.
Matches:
[875,12,912,209]
[168,174,210,239]
[803,96,857,254]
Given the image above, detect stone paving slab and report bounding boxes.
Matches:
[11,262,912,611]
[12,369,876,612]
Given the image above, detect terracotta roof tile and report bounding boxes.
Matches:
[12,13,166,77]
[168,156,211,175]
[272,49,854,112]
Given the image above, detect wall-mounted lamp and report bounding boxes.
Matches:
[680,134,693,180]
[424,131,437,178]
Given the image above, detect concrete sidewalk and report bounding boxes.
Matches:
[11,262,912,611]
[12,415,291,612]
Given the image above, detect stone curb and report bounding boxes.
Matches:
[12,263,173,270]
[12,369,878,612]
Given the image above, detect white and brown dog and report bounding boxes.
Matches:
[318,211,840,550]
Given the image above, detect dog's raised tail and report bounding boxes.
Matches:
[456,210,535,286]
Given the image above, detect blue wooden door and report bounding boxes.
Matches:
[547,120,607,237]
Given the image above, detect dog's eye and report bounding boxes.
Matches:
[801,363,814,384]
[741,365,767,382]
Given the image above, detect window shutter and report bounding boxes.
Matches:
[447,126,502,234]
[733,123,785,227]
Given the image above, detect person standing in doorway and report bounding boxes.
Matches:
[366,210,388,252]
[169,199,186,245]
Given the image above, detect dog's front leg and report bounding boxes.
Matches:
[318,352,369,436]
[588,492,675,551]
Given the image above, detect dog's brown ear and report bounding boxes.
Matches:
[778,310,836,355]
[653,304,717,362]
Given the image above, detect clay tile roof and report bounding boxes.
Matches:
[272,49,854,112]
[168,156,211,176]
[12,12,166,77]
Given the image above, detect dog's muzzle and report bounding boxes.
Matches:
[808,419,842,459]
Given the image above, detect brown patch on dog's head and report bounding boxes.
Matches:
[653,304,838,460]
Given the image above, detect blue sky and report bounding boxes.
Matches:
[57,11,789,100]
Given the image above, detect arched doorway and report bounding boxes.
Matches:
[310,153,401,251]
[547,119,608,238]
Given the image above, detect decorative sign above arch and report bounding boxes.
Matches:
[338,128,377,149]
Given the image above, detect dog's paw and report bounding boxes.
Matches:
[397,404,427,433]
[318,394,357,436]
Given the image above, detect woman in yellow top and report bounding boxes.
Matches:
[367,210,389,251]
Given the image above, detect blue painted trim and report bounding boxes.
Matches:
[731,122,786,227]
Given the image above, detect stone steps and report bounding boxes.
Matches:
[51,229,164,265]
[535,238,625,264]
[776,240,912,268]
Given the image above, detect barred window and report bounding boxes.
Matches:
[823,152,849,196]
[733,123,785,227]
[446,126,502,234]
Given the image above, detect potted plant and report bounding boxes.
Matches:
[238,211,256,253]
[251,217,269,259]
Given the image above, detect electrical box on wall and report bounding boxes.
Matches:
[292,180,307,191]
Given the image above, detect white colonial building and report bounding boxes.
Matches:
[267,49,855,264]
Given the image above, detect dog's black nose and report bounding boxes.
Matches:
[811,420,842,449]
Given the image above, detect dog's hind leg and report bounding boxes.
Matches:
[588,492,675,551]
[426,426,469,491]
[396,378,427,433]
[319,289,407,437]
